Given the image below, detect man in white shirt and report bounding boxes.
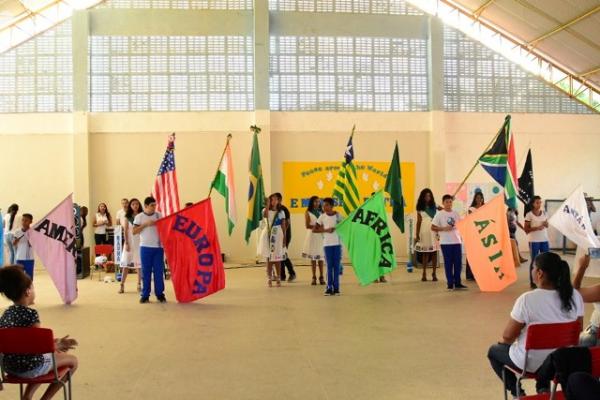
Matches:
[115,198,129,226]
[432,194,467,291]
[133,197,166,304]
[13,213,34,279]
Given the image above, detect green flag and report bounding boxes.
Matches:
[245,131,265,243]
[336,192,397,286]
[385,142,404,233]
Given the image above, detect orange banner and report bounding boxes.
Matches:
[456,195,517,292]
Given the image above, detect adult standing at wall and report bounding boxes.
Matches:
[93,203,112,246]
[3,203,19,265]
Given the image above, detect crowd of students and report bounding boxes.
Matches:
[2,190,600,399]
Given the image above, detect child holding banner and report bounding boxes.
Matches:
[259,194,287,287]
[314,198,343,296]
[525,196,549,289]
[302,196,325,285]
[465,192,485,281]
[133,197,166,303]
[432,195,467,291]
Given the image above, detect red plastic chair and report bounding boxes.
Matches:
[91,244,114,281]
[0,327,73,399]
[502,320,581,400]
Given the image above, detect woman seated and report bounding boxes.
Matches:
[487,252,584,398]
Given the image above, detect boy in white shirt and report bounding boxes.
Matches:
[115,198,129,226]
[13,213,34,279]
[314,198,343,296]
[432,195,467,291]
[133,197,166,304]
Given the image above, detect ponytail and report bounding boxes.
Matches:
[535,252,574,312]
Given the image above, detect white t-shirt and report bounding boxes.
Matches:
[133,212,162,248]
[431,210,462,245]
[3,214,11,234]
[525,210,549,243]
[317,212,342,247]
[94,213,109,234]
[13,228,33,260]
[115,209,127,226]
[509,289,584,371]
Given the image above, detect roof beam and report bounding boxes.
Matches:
[580,66,600,78]
[526,5,600,48]
[473,0,496,17]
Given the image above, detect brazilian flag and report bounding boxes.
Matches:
[245,131,265,243]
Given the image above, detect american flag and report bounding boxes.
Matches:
[152,133,180,216]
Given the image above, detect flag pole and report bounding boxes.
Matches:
[208,133,233,198]
[452,116,509,198]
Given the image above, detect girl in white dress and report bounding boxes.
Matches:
[302,196,325,285]
[259,194,287,287]
[415,189,439,282]
[119,198,142,294]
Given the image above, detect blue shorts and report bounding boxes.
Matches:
[8,353,53,378]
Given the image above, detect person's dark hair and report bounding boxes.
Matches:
[442,194,454,202]
[185,202,194,208]
[322,197,334,207]
[122,198,129,203]
[268,194,281,211]
[7,203,18,230]
[307,196,321,213]
[530,195,542,207]
[144,196,156,206]
[470,191,485,208]
[21,213,33,221]
[416,189,435,211]
[97,203,111,224]
[126,198,142,220]
[0,265,32,302]
[274,192,282,201]
[535,252,574,312]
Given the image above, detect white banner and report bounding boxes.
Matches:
[549,186,600,250]
[113,225,123,265]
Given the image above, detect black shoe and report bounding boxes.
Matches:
[333,290,340,296]
[288,274,296,282]
[324,289,333,296]
[466,277,475,281]
[157,295,167,303]
[140,297,149,304]
[447,285,454,291]
[455,284,468,290]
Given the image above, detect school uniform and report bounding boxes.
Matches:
[432,210,463,289]
[14,228,34,279]
[133,212,165,300]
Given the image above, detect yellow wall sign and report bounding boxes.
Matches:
[282,161,415,214]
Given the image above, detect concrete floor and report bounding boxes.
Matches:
[0,259,596,400]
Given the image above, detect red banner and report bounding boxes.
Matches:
[156,198,225,303]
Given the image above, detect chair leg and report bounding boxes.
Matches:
[502,368,509,400]
[68,370,72,400]
[19,383,23,399]
[516,376,522,399]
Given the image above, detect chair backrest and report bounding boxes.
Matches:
[0,328,55,354]
[525,321,582,350]
[590,347,600,377]
[94,244,113,256]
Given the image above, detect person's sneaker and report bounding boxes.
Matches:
[447,285,454,291]
[324,289,333,296]
[455,284,468,290]
[140,297,149,304]
[156,295,167,303]
[288,274,296,282]
[333,290,341,296]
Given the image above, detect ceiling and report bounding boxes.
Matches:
[447,0,600,93]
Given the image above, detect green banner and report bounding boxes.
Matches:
[336,191,397,286]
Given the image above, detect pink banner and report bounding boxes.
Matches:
[28,194,78,304]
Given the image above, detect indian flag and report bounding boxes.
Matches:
[212,142,237,235]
